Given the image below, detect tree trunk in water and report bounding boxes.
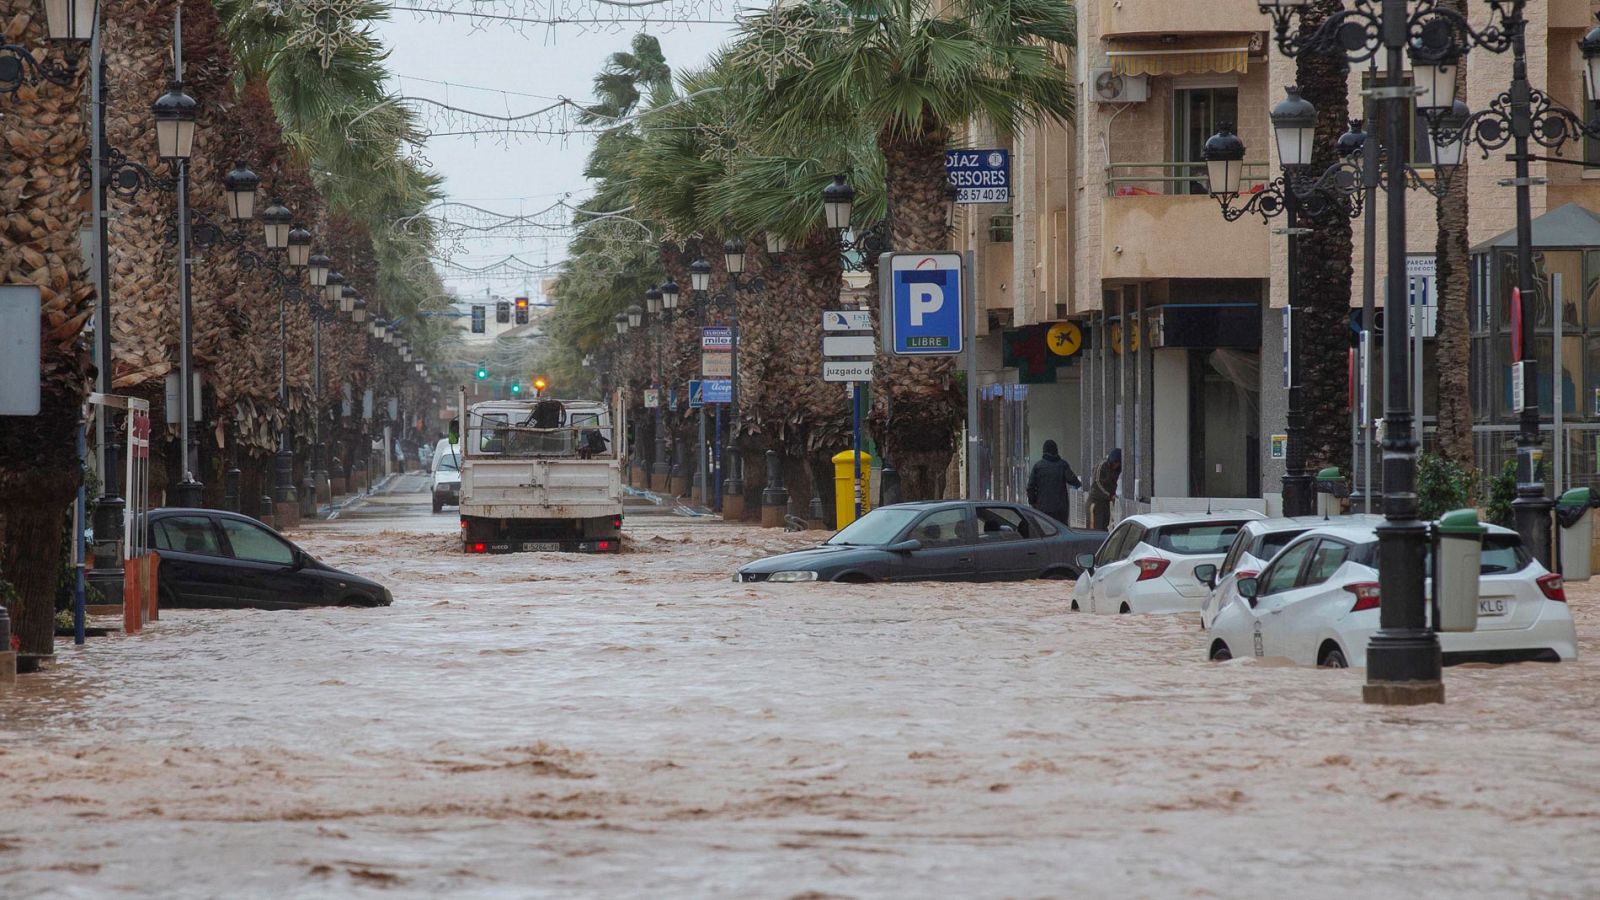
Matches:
[875,131,961,500]
[1434,0,1474,469]
[1294,0,1355,473]
[0,483,74,655]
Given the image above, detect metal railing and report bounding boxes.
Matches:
[1106,161,1272,198]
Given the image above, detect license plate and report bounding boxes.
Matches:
[521,542,560,552]
[1478,597,1510,617]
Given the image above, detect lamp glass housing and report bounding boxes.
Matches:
[646,293,662,315]
[661,280,681,309]
[352,299,367,323]
[690,258,711,293]
[224,162,260,221]
[44,0,97,41]
[286,226,312,266]
[723,239,747,275]
[765,232,790,254]
[822,175,854,230]
[627,305,644,329]
[1429,101,1471,170]
[1201,123,1247,197]
[151,82,198,161]
[1412,60,1458,113]
[308,254,331,287]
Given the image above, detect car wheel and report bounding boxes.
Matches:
[1119,602,1131,615]
[1210,640,1232,661]
[835,573,873,584]
[1069,599,1079,611]
[1318,643,1348,669]
[432,494,443,514]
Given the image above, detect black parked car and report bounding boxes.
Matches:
[734,501,1105,584]
[147,508,392,609]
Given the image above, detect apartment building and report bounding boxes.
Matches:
[958,0,1600,513]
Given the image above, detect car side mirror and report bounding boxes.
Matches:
[292,548,309,570]
[1195,564,1217,589]
[1236,576,1259,601]
[886,539,922,553]
[448,418,459,444]
[1075,552,1096,572]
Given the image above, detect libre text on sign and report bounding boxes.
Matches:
[879,253,964,356]
[944,148,1010,204]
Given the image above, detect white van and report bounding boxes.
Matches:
[431,437,463,513]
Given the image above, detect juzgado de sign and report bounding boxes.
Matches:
[944,148,1010,204]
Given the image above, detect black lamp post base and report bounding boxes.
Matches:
[1281,472,1315,518]
[273,449,297,503]
[173,479,204,508]
[1363,628,1443,705]
[1362,680,1445,705]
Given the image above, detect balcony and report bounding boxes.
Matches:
[1098,0,1267,40]
[1102,162,1271,281]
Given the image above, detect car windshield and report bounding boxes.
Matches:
[1153,522,1245,555]
[1358,534,1530,574]
[826,508,924,546]
[435,450,460,472]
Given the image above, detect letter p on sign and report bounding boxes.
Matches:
[911,283,944,326]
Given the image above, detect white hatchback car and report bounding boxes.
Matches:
[430,438,463,514]
[1208,520,1578,667]
[1071,511,1265,615]
[1197,515,1384,630]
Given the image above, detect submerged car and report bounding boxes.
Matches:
[1208,520,1577,667]
[148,508,392,610]
[1071,511,1266,614]
[734,501,1105,584]
[1196,515,1384,630]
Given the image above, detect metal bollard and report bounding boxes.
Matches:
[722,453,746,520]
[761,450,789,528]
[880,463,901,506]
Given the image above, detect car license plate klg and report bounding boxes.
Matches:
[1478,597,1509,616]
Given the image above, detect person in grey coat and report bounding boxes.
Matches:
[1027,440,1082,524]
[1087,447,1122,530]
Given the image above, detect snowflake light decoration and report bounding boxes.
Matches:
[732,0,817,90]
[273,0,368,69]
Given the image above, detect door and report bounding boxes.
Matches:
[975,506,1041,580]
[1091,521,1145,613]
[891,508,977,581]
[1268,539,1353,664]
[1248,539,1318,658]
[150,514,234,607]
[1173,87,1240,195]
[216,517,321,608]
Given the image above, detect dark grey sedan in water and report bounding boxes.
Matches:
[734,501,1106,584]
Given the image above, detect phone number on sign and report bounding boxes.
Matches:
[956,187,1009,202]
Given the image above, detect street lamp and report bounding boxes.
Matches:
[723,238,746,276]
[150,81,196,160]
[614,312,628,335]
[286,223,311,267]
[943,182,959,230]
[689,257,712,293]
[1201,123,1246,198]
[661,278,681,310]
[42,0,97,42]
[645,284,662,316]
[765,232,790,255]
[223,161,260,221]
[626,304,644,330]
[352,297,367,323]
[307,252,331,287]
[823,174,854,231]
[340,284,357,314]
[324,269,345,307]
[260,200,292,252]
[1271,86,1317,168]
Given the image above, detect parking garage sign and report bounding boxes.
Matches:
[880,253,964,356]
[945,148,1010,203]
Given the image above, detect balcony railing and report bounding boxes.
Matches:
[1106,161,1272,198]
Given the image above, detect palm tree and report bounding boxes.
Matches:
[1294,0,1355,474]
[0,5,92,656]
[728,0,1077,498]
[1433,0,1473,468]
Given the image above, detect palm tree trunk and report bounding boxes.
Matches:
[0,7,93,656]
[875,130,961,499]
[1294,0,1355,473]
[1433,0,1473,468]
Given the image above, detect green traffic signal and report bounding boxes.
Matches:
[510,382,521,394]
[475,363,488,380]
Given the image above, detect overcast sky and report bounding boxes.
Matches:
[373,8,738,300]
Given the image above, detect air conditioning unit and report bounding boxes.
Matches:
[1091,68,1150,104]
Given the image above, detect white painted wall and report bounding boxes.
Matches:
[1153,349,1189,497]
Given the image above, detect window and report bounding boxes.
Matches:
[1028,512,1060,537]
[218,518,296,566]
[977,506,1030,541]
[1173,87,1240,195]
[910,509,970,548]
[828,508,921,546]
[1154,522,1245,555]
[1219,530,1251,576]
[1257,529,1309,563]
[1096,522,1141,566]
[1368,535,1529,575]
[471,305,486,334]
[1259,540,1316,596]
[154,516,223,556]
[1304,541,1351,586]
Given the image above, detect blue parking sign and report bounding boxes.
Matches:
[882,253,964,356]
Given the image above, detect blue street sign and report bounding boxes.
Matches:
[945,148,1010,204]
[883,253,964,356]
[704,379,732,404]
[688,379,704,409]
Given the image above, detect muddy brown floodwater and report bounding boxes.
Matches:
[2,497,1599,898]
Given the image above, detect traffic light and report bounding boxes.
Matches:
[533,376,548,396]
[515,296,530,325]
[475,362,488,380]
[496,300,510,324]
[510,381,521,395]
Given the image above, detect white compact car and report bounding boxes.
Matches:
[430,437,462,514]
[1208,520,1578,668]
[1071,511,1265,615]
[1196,515,1384,630]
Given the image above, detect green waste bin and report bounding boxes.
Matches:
[1435,509,1486,633]
[1314,467,1347,517]
[1556,487,1593,582]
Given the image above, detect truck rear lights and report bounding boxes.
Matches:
[612,516,622,529]
[1343,581,1381,612]
[1134,557,1169,581]
[1537,573,1567,602]
[469,542,488,554]
[597,540,612,551]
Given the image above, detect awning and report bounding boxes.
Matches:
[1106,35,1252,77]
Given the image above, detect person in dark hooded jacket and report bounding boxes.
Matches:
[1027,440,1081,524]
[1087,448,1122,530]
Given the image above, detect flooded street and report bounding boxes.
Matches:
[3,480,1599,897]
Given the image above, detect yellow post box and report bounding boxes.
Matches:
[832,450,873,528]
